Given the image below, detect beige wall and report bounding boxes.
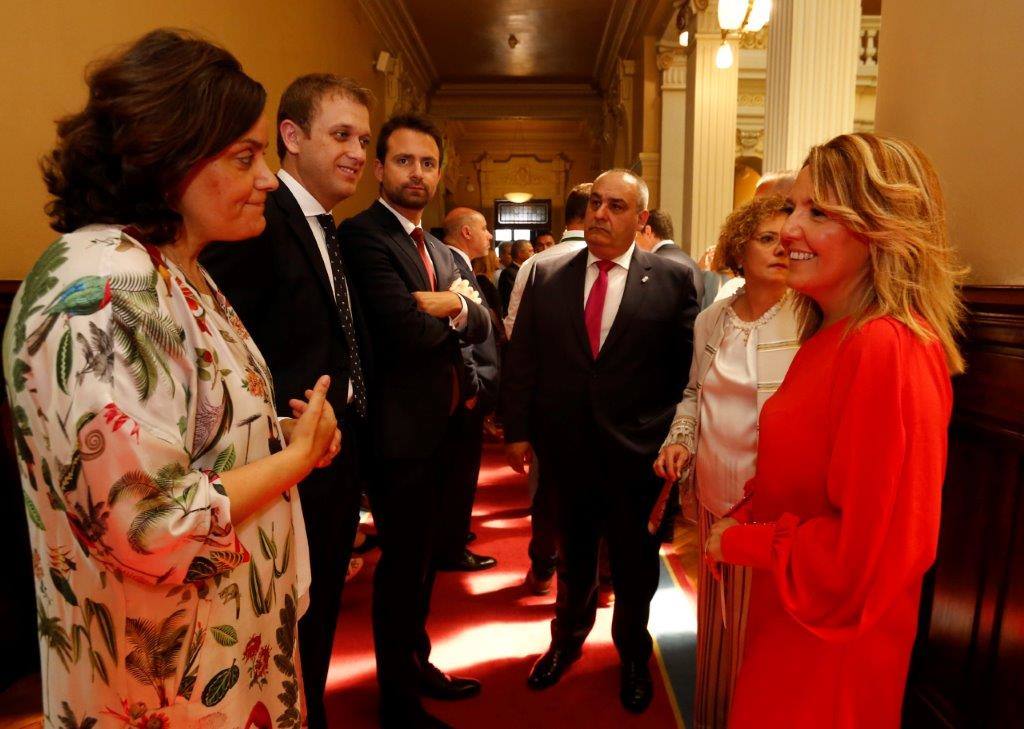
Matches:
[0,0,389,280]
[874,0,1024,285]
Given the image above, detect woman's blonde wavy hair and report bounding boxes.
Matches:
[795,132,966,374]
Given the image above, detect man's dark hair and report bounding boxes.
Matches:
[376,113,445,166]
[41,28,267,245]
[535,229,553,240]
[277,74,374,159]
[564,182,593,225]
[646,209,674,241]
[511,240,532,260]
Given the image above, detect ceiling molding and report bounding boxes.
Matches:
[357,0,438,93]
[593,0,659,91]
[433,83,600,99]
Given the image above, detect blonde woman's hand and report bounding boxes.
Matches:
[705,517,739,562]
[654,444,692,481]
[285,375,340,474]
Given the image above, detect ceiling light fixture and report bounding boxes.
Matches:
[505,192,532,204]
[713,0,772,69]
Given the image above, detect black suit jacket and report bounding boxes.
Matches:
[501,247,697,461]
[341,201,490,459]
[654,242,704,305]
[200,183,369,425]
[448,247,500,414]
[498,263,520,316]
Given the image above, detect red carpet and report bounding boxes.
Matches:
[324,445,690,728]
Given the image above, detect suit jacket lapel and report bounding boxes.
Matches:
[370,201,431,291]
[599,248,652,359]
[274,186,340,324]
[565,250,592,358]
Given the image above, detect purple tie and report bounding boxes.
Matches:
[584,259,616,358]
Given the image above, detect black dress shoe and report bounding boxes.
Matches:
[436,549,497,572]
[419,662,482,700]
[527,645,581,690]
[620,659,653,713]
[465,531,477,544]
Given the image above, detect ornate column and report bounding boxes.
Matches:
[764,0,861,172]
[658,49,687,245]
[682,1,739,260]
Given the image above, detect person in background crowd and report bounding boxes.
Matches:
[202,72,374,729]
[503,169,698,713]
[753,170,797,198]
[532,230,556,253]
[707,133,963,727]
[495,241,513,286]
[503,182,592,595]
[498,240,534,316]
[654,195,799,728]
[437,207,500,572]
[472,248,504,334]
[341,113,490,729]
[3,29,340,726]
[636,209,704,310]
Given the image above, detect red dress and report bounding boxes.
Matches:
[719,316,952,728]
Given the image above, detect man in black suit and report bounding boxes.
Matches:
[502,169,698,713]
[201,75,373,729]
[437,207,501,572]
[498,239,533,316]
[636,208,704,305]
[341,115,491,729]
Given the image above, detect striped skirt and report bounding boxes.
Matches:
[693,503,752,729]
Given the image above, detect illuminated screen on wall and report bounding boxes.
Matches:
[495,199,551,226]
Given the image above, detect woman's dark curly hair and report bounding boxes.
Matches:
[42,28,266,244]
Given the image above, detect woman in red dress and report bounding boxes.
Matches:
[705,133,966,728]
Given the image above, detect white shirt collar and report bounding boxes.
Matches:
[377,196,419,236]
[446,244,472,267]
[587,242,635,271]
[561,228,585,242]
[653,239,675,253]
[278,169,328,217]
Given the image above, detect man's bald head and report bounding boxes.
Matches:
[443,206,493,259]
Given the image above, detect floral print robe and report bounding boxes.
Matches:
[2,225,310,728]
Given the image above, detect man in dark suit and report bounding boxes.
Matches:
[498,239,533,316]
[637,208,704,305]
[502,169,698,713]
[437,207,500,571]
[341,114,491,729]
[201,75,373,729]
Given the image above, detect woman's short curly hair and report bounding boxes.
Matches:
[711,195,788,274]
[42,29,266,244]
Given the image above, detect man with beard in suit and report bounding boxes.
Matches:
[201,74,372,729]
[341,114,490,729]
[437,207,500,571]
[502,169,698,714]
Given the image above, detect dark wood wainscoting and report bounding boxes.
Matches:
[904,286,1024,727]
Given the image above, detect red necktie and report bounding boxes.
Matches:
[410,227,436,291]
[584,259,616,358]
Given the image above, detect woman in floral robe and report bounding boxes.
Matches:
[2,30,339,729]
